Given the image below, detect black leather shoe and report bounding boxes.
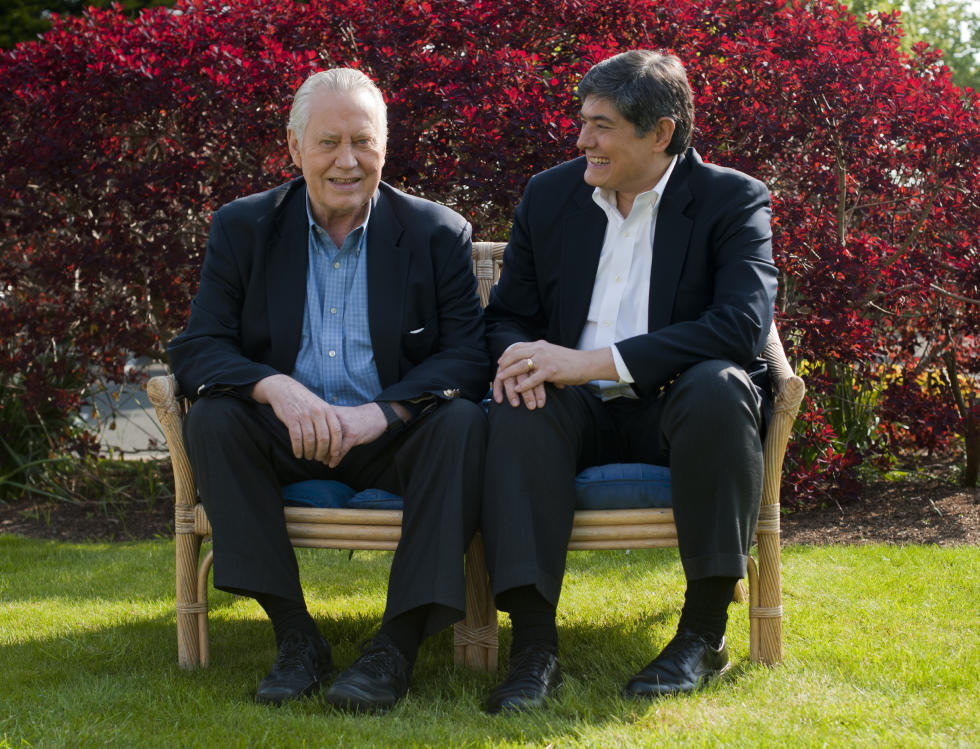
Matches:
[323,634,411,713]
[623,629,730,698]
[484,646,561,714]
[255,630,333,705]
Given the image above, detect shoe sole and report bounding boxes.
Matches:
[255,681,322,706]
[324,686,400,714]
[485,676,563,714]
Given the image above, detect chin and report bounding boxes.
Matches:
[583,171,605,188]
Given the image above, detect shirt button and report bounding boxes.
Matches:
[330,307,337,314]
[615,276,622,282]
[603,321,612,327]
[328,350,336,357]
[333,262,341,269]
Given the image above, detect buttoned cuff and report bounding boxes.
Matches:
[610,344,635,384]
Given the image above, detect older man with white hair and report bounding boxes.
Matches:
[169,68,489,712]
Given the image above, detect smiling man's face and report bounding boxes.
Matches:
[576,94,670,205]
[288,87,386,229]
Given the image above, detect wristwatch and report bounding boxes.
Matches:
[376,401,405,433]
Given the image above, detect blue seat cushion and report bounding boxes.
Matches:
[282,462,671,512]
[282,480,354,508]
[345,488,404,510]
[282,481,404,510]
[574,463,672,510]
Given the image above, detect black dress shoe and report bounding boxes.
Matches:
[485,646,561,714]
[623,629,730,698]
[323,634,411,713]
[255,630,333,705]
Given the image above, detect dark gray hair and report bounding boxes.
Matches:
[288,68,387,144]
[577,50,694,155]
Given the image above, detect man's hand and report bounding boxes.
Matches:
[329,403,389,467]
[251,375,397,467]
[251,374,345,464]
[492,341,618,410]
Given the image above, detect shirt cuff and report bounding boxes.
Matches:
[610,344,635,384]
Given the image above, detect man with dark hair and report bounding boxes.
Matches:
[480,50,778,711]
[169,68,490,712]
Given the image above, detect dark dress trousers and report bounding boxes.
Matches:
[482,148,779,606]
[168,177,491,638]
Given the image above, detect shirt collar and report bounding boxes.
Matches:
[305,189,376,253]
[591,154,678,218]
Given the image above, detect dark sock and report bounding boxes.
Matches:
[254,592,319,648]
[677,576,739,648]
[378,606,428,667]
[498,585,558,657]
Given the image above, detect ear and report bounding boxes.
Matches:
[651,117,675,153]
[287,128,302,170]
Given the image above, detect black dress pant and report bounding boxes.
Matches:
[184,396,487,639]
[482,359,765,608]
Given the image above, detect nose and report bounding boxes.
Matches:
[576,124,593,152]
[336,142,357,168]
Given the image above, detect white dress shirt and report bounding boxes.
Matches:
[577,156,677,399]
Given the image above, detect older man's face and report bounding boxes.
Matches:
[288,87,386,229]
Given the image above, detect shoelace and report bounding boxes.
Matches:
[356,640,402,679]
[508,648,555,680]
[274,633,316,673]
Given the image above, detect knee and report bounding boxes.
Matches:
[487,397,546,434]
[664,360,760,429]
[183,396,251,449]
[432,398,487,439]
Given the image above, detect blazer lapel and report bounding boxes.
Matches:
[559,183,606,347]
[650,153,694,331]
[366,189,406,388]
[266,180,310,373]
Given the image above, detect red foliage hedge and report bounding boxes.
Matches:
[2,0,979,497]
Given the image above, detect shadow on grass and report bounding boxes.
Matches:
[2,538,770,746]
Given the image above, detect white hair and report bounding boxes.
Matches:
[287,68,387,143]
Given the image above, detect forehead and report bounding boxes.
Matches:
[579,94,627,123]
[306,87,385,134]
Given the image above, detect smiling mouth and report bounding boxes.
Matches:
[329,177,361,184]
[587,156,610,165]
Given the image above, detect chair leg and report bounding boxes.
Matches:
[454,533,498,672]
[750,503,783,665]
[197,549,214,668]
[175,526,205,669]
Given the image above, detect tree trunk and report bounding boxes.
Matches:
[965,411,978,489]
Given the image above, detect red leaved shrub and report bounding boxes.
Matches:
[2,0,978,498]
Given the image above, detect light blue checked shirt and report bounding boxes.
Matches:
[291,191,383,406]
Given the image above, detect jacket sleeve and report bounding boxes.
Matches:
[616,176,778,396]
[167,208,280,399]
[483,176,551,361]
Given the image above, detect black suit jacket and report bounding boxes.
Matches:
[169,177,490,404]
[484,148,778,397]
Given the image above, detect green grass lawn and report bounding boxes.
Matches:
[1,537,978,748]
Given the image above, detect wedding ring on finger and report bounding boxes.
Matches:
[526,358,535,372]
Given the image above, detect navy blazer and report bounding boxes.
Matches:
[484,148,778,397]
[169,177,490,404]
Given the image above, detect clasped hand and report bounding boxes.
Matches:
[251,374,386,467]
[492,341,616,410]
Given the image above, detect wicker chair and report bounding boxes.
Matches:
[147,240,804,672]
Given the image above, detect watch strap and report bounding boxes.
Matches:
[376,400,405,433]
